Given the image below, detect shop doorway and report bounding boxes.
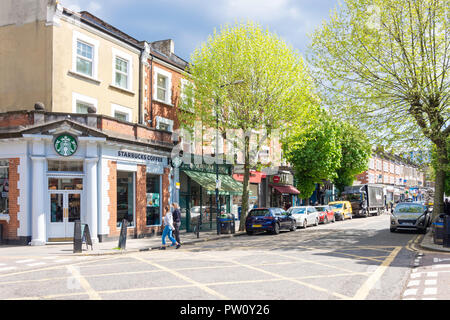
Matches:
[48,191,81,241]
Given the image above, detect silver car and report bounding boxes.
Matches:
[390,202,431,233]
[287,206,320,228]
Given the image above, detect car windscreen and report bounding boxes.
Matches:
[394,204,425,216]
[289,208,306,214]
[248,209,271,217]
[330,203,343,209]
[315,207,326,211]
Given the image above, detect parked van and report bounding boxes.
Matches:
[328,201,353,220]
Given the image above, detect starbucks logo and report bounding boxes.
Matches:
[54,134,78,157]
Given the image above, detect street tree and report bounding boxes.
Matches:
[307,0,450,217]
[333,122,372,195]
[282,112,342,200]
[179,21,316,231]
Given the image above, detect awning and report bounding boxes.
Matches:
[233,171,266,184]
[184,170,251,196]
[271,184,300,195]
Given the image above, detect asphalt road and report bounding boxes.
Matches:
[0,214,445,301]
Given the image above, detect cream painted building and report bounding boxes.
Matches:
[0,0,144,123]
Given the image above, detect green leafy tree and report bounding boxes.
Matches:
[333,123,372,195]
[307,0,449,218]
[282,113,342,200]
[179,21,317,230]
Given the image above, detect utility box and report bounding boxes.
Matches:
[433,214,444,245]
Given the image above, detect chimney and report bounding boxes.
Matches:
[151,39,174,57]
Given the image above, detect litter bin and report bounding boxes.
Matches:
[219,213,235,234]
[444,215,450,248]
[432,214,445,245]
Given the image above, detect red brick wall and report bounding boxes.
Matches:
[145,60,183,130]
[0,158,20,241]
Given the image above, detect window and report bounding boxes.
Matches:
[0,160,9,215]
[156,116,173,132]
[157,74,168,101]
[76,40,93,76]
[111,104,132,122]
[377,159,382,170]
[48,178,83,190]
[72,92,97,114]
[146,174,160,226]
[76,101,91,114]
[117,171,135,227]
[369,158,374,170]
[154,67,172,104]
[112,48,133,90]
[48,160,84,172]
[72,31,99,79]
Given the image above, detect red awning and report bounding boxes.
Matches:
[271,184,300,195]
[233,171,266,184]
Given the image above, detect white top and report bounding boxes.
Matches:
[163,211,174,229]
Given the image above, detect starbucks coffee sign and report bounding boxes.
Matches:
[54,134,78,157]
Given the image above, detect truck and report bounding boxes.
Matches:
[341,184,385,217]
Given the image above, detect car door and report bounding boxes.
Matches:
[306,207,313,226]
[279,209,289,228]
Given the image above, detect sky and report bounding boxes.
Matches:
[61,0,340,61]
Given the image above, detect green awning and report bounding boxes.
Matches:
[183,170,251,196]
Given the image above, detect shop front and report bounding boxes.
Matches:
[0,112,173,245]
[268,172,300,210]
[179,159,245,232]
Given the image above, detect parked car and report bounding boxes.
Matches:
[245,208,296,235]
[328,201,353,220]
[287,206,320,228]
[390,202,431,233]
[315,205,336,224]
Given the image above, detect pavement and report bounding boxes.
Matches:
[0,222,246,257]
[419,229,450,253]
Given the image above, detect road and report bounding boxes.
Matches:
[0,214,448,301]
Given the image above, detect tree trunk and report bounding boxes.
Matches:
[239,134,251,231]
[433,141,448,220]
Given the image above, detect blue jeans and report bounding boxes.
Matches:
[162,225,177,245]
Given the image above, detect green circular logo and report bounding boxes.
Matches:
[54,134,78,157]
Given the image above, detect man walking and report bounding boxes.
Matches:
[172,202,182,249]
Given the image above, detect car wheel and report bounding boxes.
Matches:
[290,220,296,231]
[390,228,396,233]
[246,229,253,235]
[273,223,280,235]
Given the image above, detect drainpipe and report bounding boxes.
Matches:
[149,55,154,127]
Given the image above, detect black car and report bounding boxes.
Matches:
[245,207,296,235]
[390,202,431,233]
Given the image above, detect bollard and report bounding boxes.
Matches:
[118,219,128,250]
[196,217,200,238]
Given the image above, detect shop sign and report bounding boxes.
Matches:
[180,162,230,175]
[269,173,292,185]
[118,150,165,164]
[54,134,78,157]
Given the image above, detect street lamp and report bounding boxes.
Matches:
[215,79,244,235]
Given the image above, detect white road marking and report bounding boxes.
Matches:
[27,262,46,267]
[423,288,437,295]
[427,272,438,277]
[432,264,450,269]
[0,267,17,272]
[424,279,437,286]
[403,288,418,296]
[410,273,422,279]
[407,280,420,287]
[16,259,35,264]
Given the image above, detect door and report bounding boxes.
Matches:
[48,191,81,241]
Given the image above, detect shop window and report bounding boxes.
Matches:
[48,160,84,172]
[117,171,135,227]
[0,160,9,214]
[146,174,160,226]
[48,178,83,190]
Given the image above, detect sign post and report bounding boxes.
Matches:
[82,223,93,250]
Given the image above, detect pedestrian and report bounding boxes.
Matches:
[160,205,178,250]
[172,202,182,249]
